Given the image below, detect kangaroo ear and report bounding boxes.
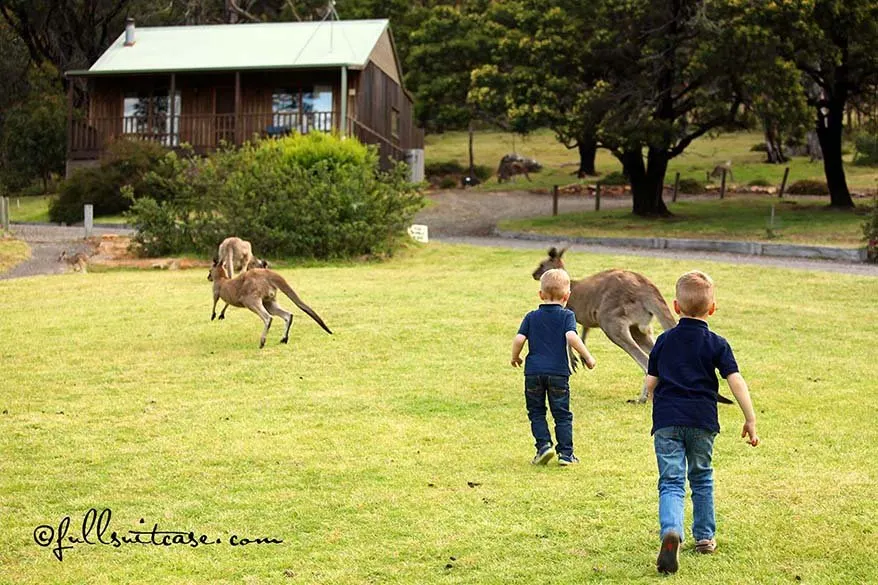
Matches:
[548,247,558,258]
[558,246,568,257]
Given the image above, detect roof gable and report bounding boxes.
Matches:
[86,19,390,75]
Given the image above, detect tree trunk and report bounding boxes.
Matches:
[816,97,854,208]
[764,125,786,164]
[576,138,598,177]
[621,149,670,217]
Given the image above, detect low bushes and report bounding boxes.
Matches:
[598,171,627,186]
[126,133,423,259]
[864,199,878,263]
[49,139,169,224]
[853,134,878,166]
[786,179,829,196]
[677,178,705,194]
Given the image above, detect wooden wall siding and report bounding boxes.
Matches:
[355,62,423,151]
[368,30,401,85]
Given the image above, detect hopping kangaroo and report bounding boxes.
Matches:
[59,250,89,273]
[216,236,268,279]
[532,247,733,404]
[208,263,332,348]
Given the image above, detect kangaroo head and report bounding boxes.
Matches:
[532,247,567,280]
[208,259,228,282]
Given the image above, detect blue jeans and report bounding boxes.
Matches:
[524,375,573,457]
[654,426,717,542]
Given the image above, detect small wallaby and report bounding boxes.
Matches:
[216,236,268,279]
[59,250,89,273]
[208,262,332,348]
[532,247,733,405]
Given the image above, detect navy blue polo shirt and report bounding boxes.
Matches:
[648,317,739,434]
[517,304,578,376]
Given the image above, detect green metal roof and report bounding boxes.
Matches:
[79,19,390,76]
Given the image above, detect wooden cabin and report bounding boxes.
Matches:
[65,19,424,176]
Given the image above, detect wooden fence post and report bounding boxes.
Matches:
[778,167,790,199]
[595,183,601,211]
[552,185,559,216]
[720,168,727,199]
[672,172,680,203]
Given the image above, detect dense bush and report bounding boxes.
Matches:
[599,171,628,185]
[49,139,169,224]
[748,178,772,187]
[853,134,878,166]
[126,133,424,259]
[750,143,768,152]
[438,177,457,189]
[677,178,705,194]
[425,160,465,177]
[786,179,829,195]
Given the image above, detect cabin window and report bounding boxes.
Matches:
[122,91,181,146]
[271,86,333,134]
[391,108,400,142]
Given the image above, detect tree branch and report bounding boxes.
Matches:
[668,97,743,159]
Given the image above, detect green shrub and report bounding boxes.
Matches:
[473,164,492,182]
[438,177,457,189]
[786,179,829,195]
[677,178,705,194]
[126,133,424,259]
[853,134,878,166]
[748,178,772,187]
[425,160,465,177]
[750,143,768,152]
[599,171,628,186]
[49,139,169,224]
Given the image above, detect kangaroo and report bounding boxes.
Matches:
[59,250,89,273]
[208,262,332,348]
[532,247,733,404]
[216,236,269,279]
[709,160,733,182]
[498,160,532,183]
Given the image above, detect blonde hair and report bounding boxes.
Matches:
[540,268,571,301]
[675,270,715,316]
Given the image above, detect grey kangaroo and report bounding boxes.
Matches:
[208,262,332,348]
[59,250,89,273]
[533,247,733,404]
[216,236,268,279]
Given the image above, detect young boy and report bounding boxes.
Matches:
[646,270,759,574]
[511,268,596,466]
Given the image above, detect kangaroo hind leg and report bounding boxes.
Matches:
[601,319,650,403]
[245,300,273,348]
[266,300,293,344]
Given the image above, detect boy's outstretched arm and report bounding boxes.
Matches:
[727,372,759,446]
[511,334,527,367]
[565,331,596,369]
[645,374,659,402]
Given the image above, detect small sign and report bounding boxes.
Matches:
[408,224,429,243]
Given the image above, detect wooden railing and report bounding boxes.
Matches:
[346,116,405,170]
[69,111,340,158]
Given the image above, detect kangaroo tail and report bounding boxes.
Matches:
[644,283,676,331]
[274,274,333,335]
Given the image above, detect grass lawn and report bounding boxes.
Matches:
[426,129,878,193]
[1,244,876,584]
[500,195,873,248]
[0,237,30,272]
[8,195,127,225]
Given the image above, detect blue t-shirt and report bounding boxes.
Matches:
[648,317,739,434]
[517,304,578,376]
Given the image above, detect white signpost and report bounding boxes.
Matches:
[84,204,94,238]
[408,224,429,243]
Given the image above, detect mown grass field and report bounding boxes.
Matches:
[500,195,873,248]
[1,244,876,584]
[426,129,878,193]
[0,237,30,272]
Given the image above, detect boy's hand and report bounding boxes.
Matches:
[511,356,523,367]
[741,421,759,446]
[580,354,596,369]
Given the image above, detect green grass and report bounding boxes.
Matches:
[0,237,30,271]
[426,129,878,193]
[8,195,128,225]
[1,245,876,584]
[500,195,871,248]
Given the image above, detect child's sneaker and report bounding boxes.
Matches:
[695,538,717,554]
[531,444,555,465]
[558,454,579,466]
[656,531,681,574]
